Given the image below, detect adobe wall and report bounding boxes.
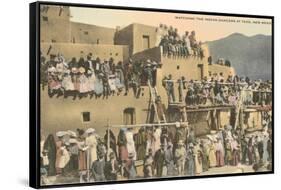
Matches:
[132,24,157,54]
[208,64,236,79]
[114,25,134,56]
[41,43,129,63]
[40,5,116,45]
[70,22,116,45]
[40,87,152,136]
[114,24,158,56]
[40,16,72,43]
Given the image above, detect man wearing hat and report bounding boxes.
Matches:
[176,123,187,145]
[47,54,57,68]
[164,142,174,176]
[91,153,106,182]
[84,53,94,76]
[123,58,133,95]
[186,143,195,176]
[166,74,175,103]
[154,144,166,177]
[175,140,186,175]
[104,152,119,181]
[144,60,153,85]
[143,148,154,178]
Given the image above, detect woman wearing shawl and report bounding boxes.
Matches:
[135,127,146,161]
[153,126,162,154]
[125,128,137,160]
[43,134,57,176]
[54,132,65,175]
[85,128,98,169]
[79,68,90,98]
[94,74,104,98]
[194,143,203,174]
[88,72,96,98]
[231,138,240,166]
[117,128,128,162]
[117,128,128,177]
[215,138,225,167]
[61,71,75,97]
[248,137,255,165]
[76,129,88,172]
[208,140,217,168]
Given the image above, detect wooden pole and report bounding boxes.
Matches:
[107,119,110,161]
[110,121,189,128]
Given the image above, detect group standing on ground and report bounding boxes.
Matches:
[40,120,272,185]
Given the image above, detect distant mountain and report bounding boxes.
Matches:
[207,33,272,80]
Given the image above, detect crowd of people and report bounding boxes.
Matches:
[40,120,272,185]
[40,53,160,99]
[156,24,204,59]
[162,74,272,106]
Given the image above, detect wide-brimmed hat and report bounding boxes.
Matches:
[69,138,77,144]
[67,130,77,137]
[42,149,49,153]
[152,61,158,65]
[71,67,78,73]
[79,67,86,73]
[56,131,67,137]
[85,128,96,134]
[48,67,56,73]
[178,140,184,145]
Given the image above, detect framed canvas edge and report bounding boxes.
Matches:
[29,1,275,189]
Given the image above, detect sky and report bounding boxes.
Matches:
[70,6,272,42]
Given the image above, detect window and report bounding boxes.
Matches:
[81,112,90,123]
[177,65,180,70]
[84,31,89,35]
[59,6,63,16]
[142,35,150,49]
[123,108,136,125]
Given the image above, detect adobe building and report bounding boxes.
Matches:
[40,5,267,137]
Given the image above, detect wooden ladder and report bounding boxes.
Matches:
[147,80,167,124]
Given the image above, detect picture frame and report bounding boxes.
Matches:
[30,1,274,188]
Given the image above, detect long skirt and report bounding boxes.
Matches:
[209,150,217,167]
[216,150,224,167]
[232,150,240,166]
[119,145,128,162]
[78,151,87,171]
[195,156,203,174]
